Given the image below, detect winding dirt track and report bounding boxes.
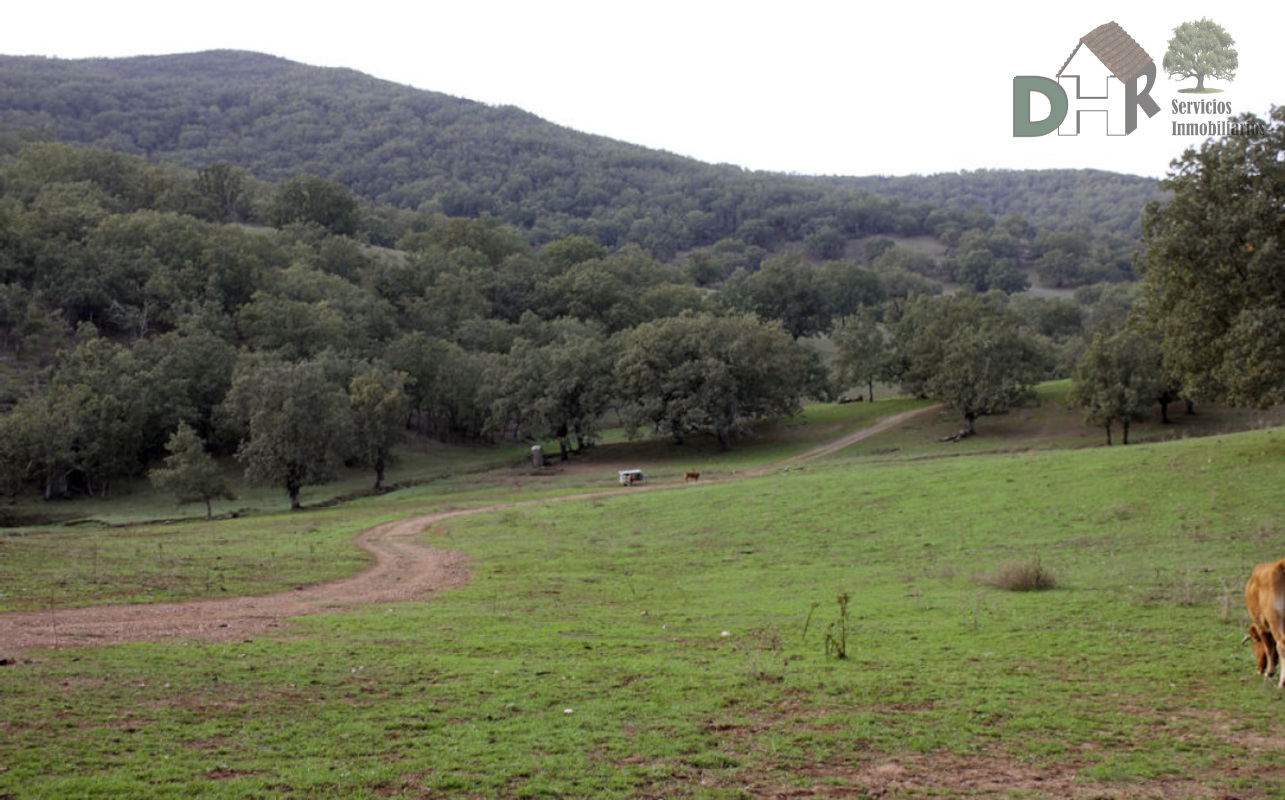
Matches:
[0,406,937,653]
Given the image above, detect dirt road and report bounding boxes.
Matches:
[0,405,937,653]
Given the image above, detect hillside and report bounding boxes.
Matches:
[0,51,1191,508]
[0,51,1162,256]
[814,168,1163,236]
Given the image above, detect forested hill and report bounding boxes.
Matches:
[0,51,1161,256]
[813,170,1162,236]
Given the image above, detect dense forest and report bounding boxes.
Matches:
[0,50,1190,510]
[0,51,1162,259]
[818,169,1161,236]
[0,137,1146,508]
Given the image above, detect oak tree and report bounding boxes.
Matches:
[615,312,808,448]
[831,308,893,401]
[149,423,234,519]
[267,174,359,237]
[221,358,354,510]
[1069,330,1164,445]
[892,293,1047,435]
[348,365,410,491]
[1163,18,1238,91]
[1138,107,1285,407]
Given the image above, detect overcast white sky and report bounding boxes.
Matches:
[3,2,1280,179]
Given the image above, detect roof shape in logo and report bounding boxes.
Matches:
[1056,21,1153,84]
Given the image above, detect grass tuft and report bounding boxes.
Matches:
[980,557,1058,591]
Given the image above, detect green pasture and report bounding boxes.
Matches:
[2,399,932,612]
[1,396,930,532]
[2,399,1285,798]
[0,438,535,529]
[835,381,1285,461]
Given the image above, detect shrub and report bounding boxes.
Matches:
[981,558,1058,592]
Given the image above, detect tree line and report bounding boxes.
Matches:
[3,100,1279,510]
[844,107,1285,445]
[1070,107,1285,442]
[0,139,1139,510]
[0,141,819,508]
[821,168,1163,237]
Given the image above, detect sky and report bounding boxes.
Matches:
[3,2,1280,180]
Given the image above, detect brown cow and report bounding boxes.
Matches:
[1245,559,1285,686]
[1247,624,1278,679]
[684,470,701,483]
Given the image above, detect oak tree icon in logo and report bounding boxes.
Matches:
[1162,18,1237,93]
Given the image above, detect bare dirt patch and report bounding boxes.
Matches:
[759,406,941,470]
[735,751,1244,799]
[0,511,471,651]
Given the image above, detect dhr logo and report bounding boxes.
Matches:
[1014,21,1160,136]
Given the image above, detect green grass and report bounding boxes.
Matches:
[1,397,921,530]
[549,396,933,480]
[0,437,535,528]
[2,398,1285,797]
[0,400,931,612]
[825,381,1285,462]
[0,509,397,611]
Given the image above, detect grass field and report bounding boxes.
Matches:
[2,392,1284,798]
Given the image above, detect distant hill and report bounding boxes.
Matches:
[813,169,1163,236]
[0,51,1163,255]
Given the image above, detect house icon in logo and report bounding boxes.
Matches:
[1014,21,1161,137]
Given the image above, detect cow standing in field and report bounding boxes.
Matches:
[684,470,701,483]
[1244,559,1285,687]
